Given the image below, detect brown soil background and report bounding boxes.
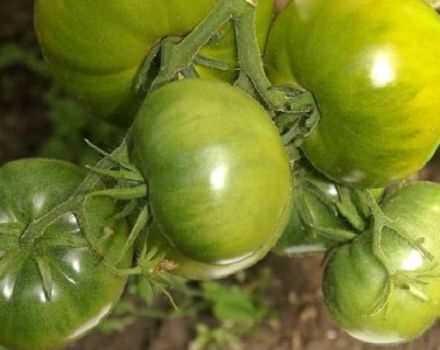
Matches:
[1,1,440,349]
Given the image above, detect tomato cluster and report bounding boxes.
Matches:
[1,0,439,348]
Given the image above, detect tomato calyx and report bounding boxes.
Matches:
[274,95,320,147]
[2,141,183,310]
[274,157,381,258]
[361,191,436,315]
[295,171,360,240]
[295,163,368,238]
[371,268,439,317]
[14,142,142,270]
[18,143,128,252]
[132,0,320,145]
[75,142,185,305]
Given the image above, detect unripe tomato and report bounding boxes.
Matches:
[323,182,440,344]
[35,0,275,124]
[132,79,292,266]
[266,0,440,188]
[0,159,131,350]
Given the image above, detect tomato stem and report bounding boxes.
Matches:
[150,0,250,90]
[19,141,131,250]
[233,8,312,113]
[193,55,230,71]
[139,0,320,145]
[116,205,150,266]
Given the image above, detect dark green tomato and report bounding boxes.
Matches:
[265,0,440,188]
[0,159,131,350]
[147,223,277,281]
[323,182,440,344]
[132,79,292,265]
[35,0,275,124]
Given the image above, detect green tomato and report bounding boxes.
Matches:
[132,79,292,265]
[35,0,275,124]
[265,0,440,188]
[147,223,277,281]
[323,182,440,344]
[0,159,131,350]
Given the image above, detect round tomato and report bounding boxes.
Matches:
[323,182,440,344]
[131,79,292,266]
[0,159,131,350]
[265,0,440,188]
[35,0,275,124]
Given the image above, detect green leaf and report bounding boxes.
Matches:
[0,43,49,77]
[35,256,54,301]
[201,281,264,325]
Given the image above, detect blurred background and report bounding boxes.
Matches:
[1,1,439,349]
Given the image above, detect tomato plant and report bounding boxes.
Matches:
[131,79,292,267]
[323,182,440,344]
[35,0,275,124]
[266,0,440,188]
[9,0,440,346]
[0,159,131,350]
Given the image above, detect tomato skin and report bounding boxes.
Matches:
[265,0,440,188]
[323,182,440,344]
[35,0,275,124]
[132,79,292,265]
[148,223,277,280]
[0,159,131,350]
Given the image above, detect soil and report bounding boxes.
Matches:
[1,1,440,350]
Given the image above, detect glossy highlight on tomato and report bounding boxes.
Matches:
[132,79,292,269]
[323,182,440,344]
[35,0,275,123]
[0,159,131,350]
[266,0,440,188]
